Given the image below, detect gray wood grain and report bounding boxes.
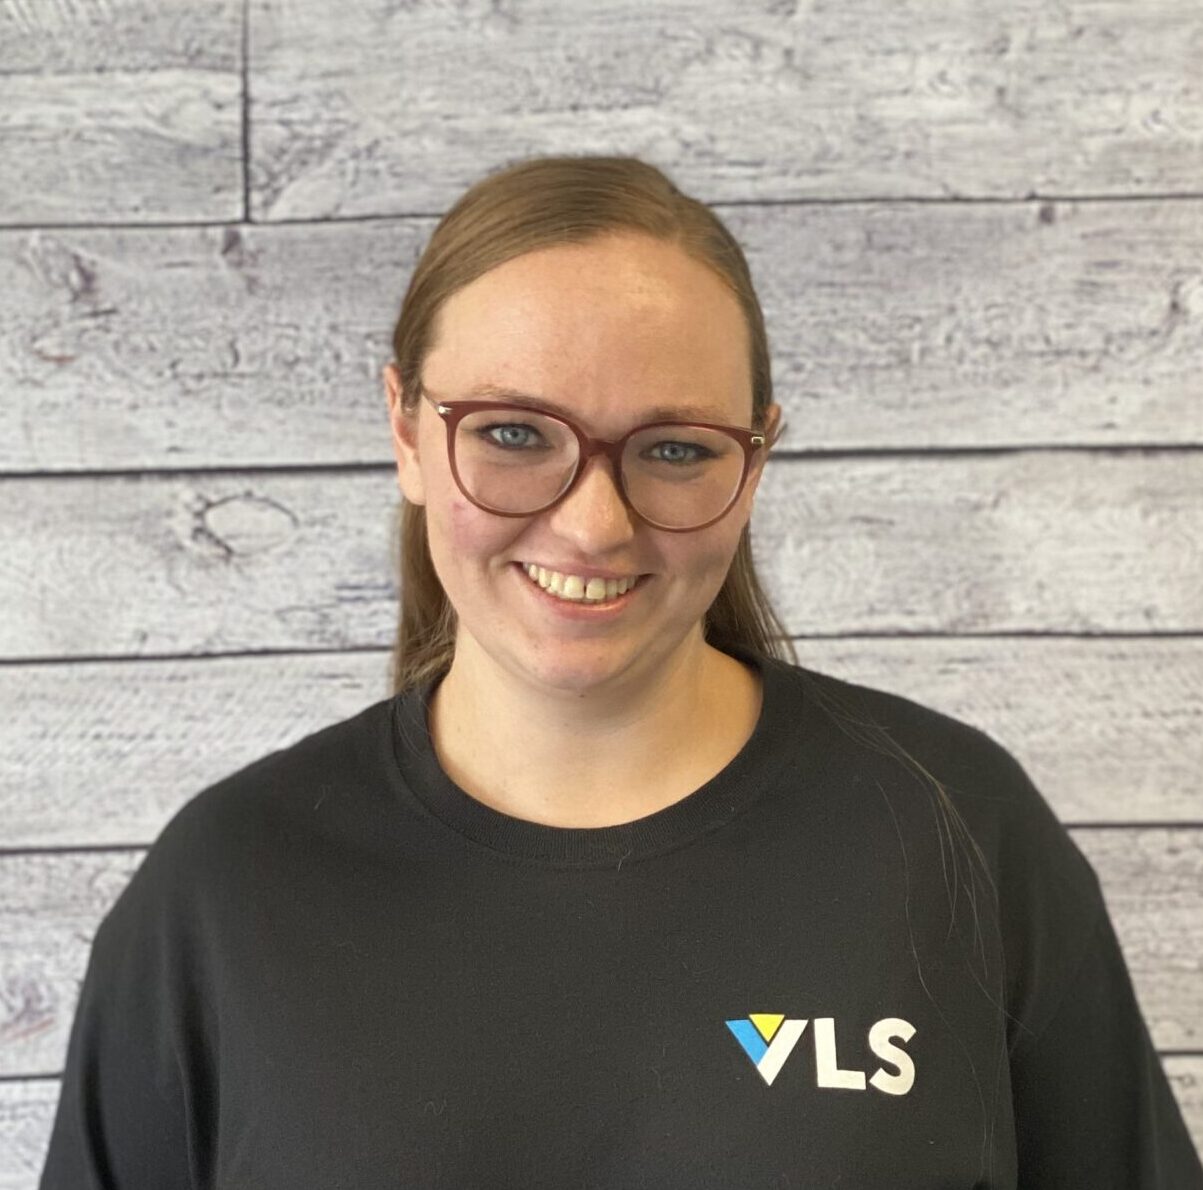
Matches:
[752,451,1203,632]
[3,640,1201,850]
[0,1078,62,1190]
[792,638,1203,824]
[0,0,242,225]
[248,0,1203,220]
[1,851,145,1080]
[2,453,1200,660]
[0,219,429,471]
[2,653,388,848]
[3,199,1200,473]
[5,0,1203,1178]
[1080,829,1203,1051]
[0,469,398,657]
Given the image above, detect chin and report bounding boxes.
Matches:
[515,652,637,693]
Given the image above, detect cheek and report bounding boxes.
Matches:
[432,490,522,565]
[670,526,745,590]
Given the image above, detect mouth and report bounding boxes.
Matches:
[513,562,649,606]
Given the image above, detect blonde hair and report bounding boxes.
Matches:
[383,152,997,979]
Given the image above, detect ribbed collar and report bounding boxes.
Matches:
[389,642,808,868]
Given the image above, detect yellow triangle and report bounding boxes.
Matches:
[749,1013,785,1041]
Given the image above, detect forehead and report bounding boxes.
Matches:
[455,381,734,426]
[422,234,752,424]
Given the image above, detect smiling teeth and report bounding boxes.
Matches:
[523,564,638,603]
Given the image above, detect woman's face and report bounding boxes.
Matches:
[385,231,781,698]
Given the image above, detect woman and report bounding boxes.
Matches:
[41,155,1202,1189]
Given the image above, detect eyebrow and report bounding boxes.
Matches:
[461,383,733,425]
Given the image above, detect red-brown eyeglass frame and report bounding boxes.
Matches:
[416,382,778,533]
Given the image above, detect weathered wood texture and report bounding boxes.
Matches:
[4,0,1202,1180]
[1,454,1200,662]
[4,0,1201,227]
[0,0,243,225]
[248,0,1203,219]
[3,199,1201,474]
[3,641,1202,850]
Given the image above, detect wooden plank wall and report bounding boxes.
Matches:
[2,0,1201,1181]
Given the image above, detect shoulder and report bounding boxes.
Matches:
[773,659,1107,1038]
[772,657,1098,893]
[772,656,1024,794]
[106,695,399,924]
[169,694,393,836]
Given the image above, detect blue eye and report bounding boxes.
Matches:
[647,441,716,464]
[477,423,544,449]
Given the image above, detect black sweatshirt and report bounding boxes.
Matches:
[39,643,1203,1188]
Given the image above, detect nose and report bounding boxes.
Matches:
[545,452,637,547]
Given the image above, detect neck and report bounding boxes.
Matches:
[427,632,761,828]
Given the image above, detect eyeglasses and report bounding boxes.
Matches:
[417,383,776,533]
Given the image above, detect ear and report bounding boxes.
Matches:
[384,362,427,507]
[761,402,784,451]
[754,401,784,467]
[742,401,783,504]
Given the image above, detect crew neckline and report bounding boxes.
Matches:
[389,642,807,868]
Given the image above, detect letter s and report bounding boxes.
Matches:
[867,1017,916,1095]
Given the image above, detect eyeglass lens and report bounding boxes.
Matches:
[452,409,745,530]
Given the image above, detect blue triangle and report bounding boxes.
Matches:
[725,1018,768,1064]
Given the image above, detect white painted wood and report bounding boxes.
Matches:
[1174,1058,1203,1154]
[1078,829,1203,1051]
[782,638,1203,825]
[2,454,1200,660]
[1,851,146,1080]
[0,469,397,657]
[5,0,1202,1177]
[0,1079,60,1190]
[0,0,242,224]
[3,200,1200,473]
[1,0,238,73]
[3,640,1201,851]
[0,219,428,471]
[1,653,389,848]
[4,0,1201,228]
[726,199,1203,450]
[753,451,1203,632]
[248,0,1203,220]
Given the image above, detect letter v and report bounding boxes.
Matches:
[758,1019,807,1086]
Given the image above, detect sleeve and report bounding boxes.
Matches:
[861,691,1202,1186]
[1003,827,1203,1186]
[38,852,201,1189]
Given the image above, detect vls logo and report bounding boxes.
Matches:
[725,1013,916,1093]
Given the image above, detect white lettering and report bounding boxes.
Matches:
[813,1017,867,1090]
[867,1017,917,1095]
[759,1019,808,1086]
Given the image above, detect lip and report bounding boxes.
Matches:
[512,562,648,620]
[518,561,645,583]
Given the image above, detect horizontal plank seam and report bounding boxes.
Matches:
[5,443,1203,485]
[6,1047,1203,1088]
[5,819,1203,860]
[7,634,1203,673]
[4,189,1203,235]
